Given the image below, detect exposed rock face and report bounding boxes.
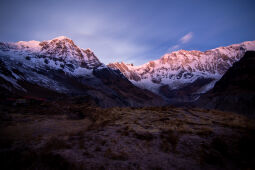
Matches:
[108,62,141,81]
[197,51,255,116]
[108,41,255,103]
[0,36,165,107]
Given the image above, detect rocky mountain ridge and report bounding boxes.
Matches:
[0,36,164,107]
[108,41,255,102]
[0,36,102,69]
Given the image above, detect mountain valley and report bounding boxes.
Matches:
[0,37,255,170]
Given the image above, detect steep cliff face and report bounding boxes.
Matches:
[109,41,255,102]
[197,51,255,116]
[0,36,165,107]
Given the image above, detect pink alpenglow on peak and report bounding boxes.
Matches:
[0,36,102,69]
[108,40,255,101]
[51,36,71,41]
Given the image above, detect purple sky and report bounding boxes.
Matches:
[1,0,255,65]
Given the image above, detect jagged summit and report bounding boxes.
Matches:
[0,36,102,69]
[0,36,164,107]
[51,36,71,41]
[108,40,255,102]
[4,36,73,49]
[1,37,255,105]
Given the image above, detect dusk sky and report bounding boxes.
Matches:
[1,0,255,65]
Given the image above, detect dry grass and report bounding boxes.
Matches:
[1,102,255,169]
[195,126,214,136]
[104,148,129,161]
[133,130,154,141]
[160,129,180,152]
[42,137,71,152]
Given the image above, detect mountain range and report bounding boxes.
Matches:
[109,41,255,103]
[1,36,255,169]
[1,36,255,107]
[0,36,164,107]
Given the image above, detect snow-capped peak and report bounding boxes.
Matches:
[0,36,102,69]
[108,40,255,97]
[16,40,41,51]
[242,40,255,51]
[85,48,92,52]
[51,36,71,41]
[17,40,41,46]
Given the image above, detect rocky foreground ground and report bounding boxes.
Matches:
[0,101,254,170]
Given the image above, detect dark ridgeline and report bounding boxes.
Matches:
[197,51,255,116]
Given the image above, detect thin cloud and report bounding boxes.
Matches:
[180,32,193,44]
[169,32,193,52]
[48,13,153,65]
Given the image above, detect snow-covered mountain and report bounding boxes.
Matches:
[0,36,104,92]
[0,36,164,107]
[108,41,255,103]
[0,36,102,69]
[1,36,254,105]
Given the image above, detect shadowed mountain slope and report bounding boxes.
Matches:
[197,51,255,116]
